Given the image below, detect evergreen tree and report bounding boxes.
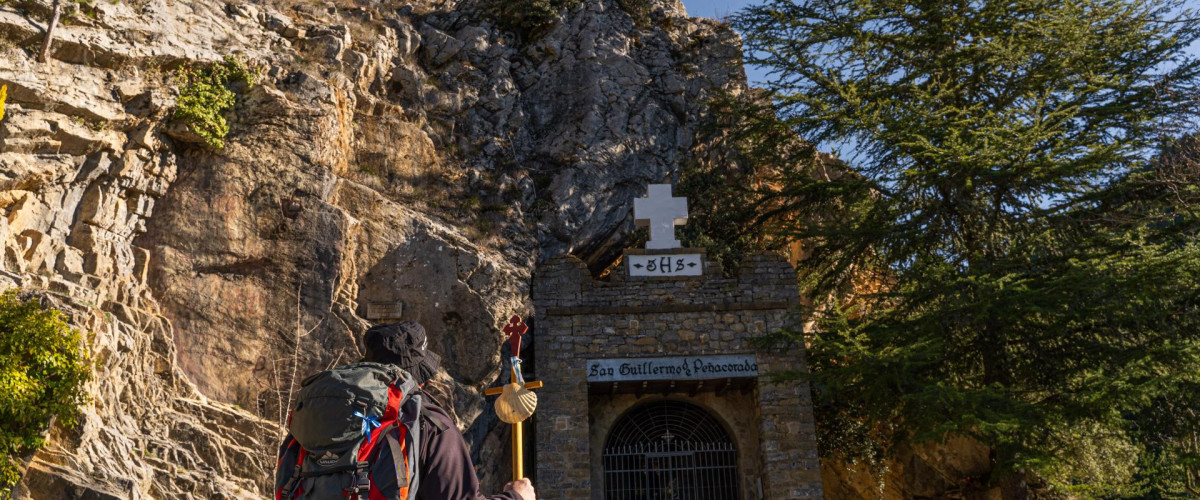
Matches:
[730,0,1200,495]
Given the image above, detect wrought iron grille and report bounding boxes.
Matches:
[602,400,739,500]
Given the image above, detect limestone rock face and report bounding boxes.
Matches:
[0,0,745,497]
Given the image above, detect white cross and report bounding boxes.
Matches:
[634,184,688,250]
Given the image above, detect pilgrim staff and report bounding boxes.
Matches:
[485,315,542,482]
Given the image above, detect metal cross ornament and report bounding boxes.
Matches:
[503,314,529,358]
[486,314,542,482]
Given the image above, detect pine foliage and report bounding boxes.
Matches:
[731,0,1200,495]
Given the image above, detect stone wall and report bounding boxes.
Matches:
[532,252,824,499]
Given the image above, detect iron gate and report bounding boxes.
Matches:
[602,401,739,499]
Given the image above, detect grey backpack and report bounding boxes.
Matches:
[274,362,422,500]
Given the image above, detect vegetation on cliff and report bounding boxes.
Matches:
[480,0,581,38]
[171,56,260,149]
[0,290,90,491]
[720,0,1200,496]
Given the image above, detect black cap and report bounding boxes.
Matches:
[362,320,442,384]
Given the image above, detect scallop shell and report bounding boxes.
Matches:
[495,382,538,424]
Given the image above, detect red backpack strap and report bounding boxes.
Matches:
[362,374,422,500]
[358,381,406,463]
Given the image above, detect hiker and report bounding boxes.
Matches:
[275,320,536,500]
[364,321,536,500]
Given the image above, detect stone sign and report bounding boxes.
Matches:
[365,301,404,320]
[586,355,759,382]
[627,253,703,277]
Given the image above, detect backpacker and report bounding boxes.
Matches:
[275,362,422,500]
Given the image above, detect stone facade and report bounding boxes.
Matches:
[532,251,824,499]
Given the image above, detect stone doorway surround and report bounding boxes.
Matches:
[531,251,825,500]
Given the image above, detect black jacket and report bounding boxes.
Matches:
[418,402,523,500]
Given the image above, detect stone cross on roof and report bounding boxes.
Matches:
[634,184,688,250]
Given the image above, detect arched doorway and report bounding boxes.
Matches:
[602,400,739,499]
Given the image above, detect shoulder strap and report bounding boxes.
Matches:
[420,406,449,432]
[404,394,423,500]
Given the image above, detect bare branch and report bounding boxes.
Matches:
[37,0,62,63]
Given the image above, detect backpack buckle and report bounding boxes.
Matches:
[344,461,371,499]
[279,476,299,499]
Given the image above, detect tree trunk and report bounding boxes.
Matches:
[1187,413,1199,495]
[37,0,62,63]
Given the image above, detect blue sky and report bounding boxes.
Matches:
[681,0,1200,87]
[679,0,752,19]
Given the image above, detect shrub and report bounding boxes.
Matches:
[618,0,652,30]
[0,290,90,490]
[481,0,580,38]
[172,56,260,149]
[0,84,7,122]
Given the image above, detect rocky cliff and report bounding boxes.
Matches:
[0,0,745,497]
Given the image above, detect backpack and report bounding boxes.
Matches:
[275,362,422,500]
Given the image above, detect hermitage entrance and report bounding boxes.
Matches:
[531,184,825,500]
[602,400,739,500]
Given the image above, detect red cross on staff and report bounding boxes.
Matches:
[504,314,529,357]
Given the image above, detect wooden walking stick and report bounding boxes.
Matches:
[484,315,542,481]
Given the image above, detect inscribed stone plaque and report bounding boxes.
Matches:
[586,355,759,382]
[365,301,404,320]
[627,253,703,277]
